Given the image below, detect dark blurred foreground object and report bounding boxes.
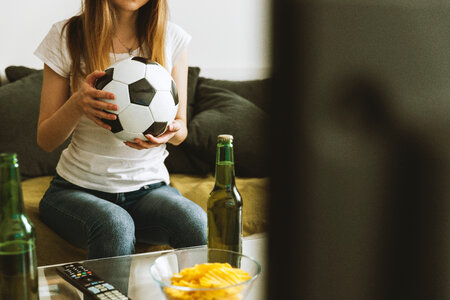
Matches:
[0,153,38,299]
[268,1,450,299]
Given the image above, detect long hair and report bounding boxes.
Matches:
[64,0,167,91]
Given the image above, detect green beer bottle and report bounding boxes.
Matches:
[0,153,39,300]
[207,135,243,259]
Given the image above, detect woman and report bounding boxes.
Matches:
[34,0,207,259]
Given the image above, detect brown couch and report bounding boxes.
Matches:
[1,66,270,266]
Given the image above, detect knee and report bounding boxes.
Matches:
[89,209,135,258]
[94,210,135,241]
[173,202,207,248]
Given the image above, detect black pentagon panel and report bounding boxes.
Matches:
[170,80,179,106]
[144,121,167,137]
[131,56,150,64]
[101,113,122,133]
[128,78,156,106]
[95,68,114,90]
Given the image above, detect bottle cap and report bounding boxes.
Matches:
[217,134,233,142]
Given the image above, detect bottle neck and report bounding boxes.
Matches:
[0,153,24,218]
[214,142,235,188]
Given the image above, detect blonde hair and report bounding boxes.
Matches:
[64,0,167,91]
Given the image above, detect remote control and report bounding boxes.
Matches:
[56,262,131,300]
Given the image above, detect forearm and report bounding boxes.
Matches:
[168,49,189,147]
[38,67,116,152]
[37,96,83,152]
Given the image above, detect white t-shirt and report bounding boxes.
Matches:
[34,19,191,193]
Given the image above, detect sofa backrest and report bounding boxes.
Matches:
[0,66,271,179]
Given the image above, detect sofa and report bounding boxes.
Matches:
[0,66,270,266]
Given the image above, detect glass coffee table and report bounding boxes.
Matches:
[38,234,267,299]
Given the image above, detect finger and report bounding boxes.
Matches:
[90,98,118,111]
[86,71,106,87]
[144,134,159,143]
[97,110,117,121]
[168,122,181,132]
[145,130,175,144]
[145,134,169,144]
[124,141,145,150]
[90,89,115,100]
[85,105,116,120]
[134,138,156,149]
[86,115,112,130]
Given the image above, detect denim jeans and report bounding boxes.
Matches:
[39,175,207,259]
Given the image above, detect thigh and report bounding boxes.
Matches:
[129,185,207,248]
[39,176,134,251]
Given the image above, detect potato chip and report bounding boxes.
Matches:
[163,263,251,300]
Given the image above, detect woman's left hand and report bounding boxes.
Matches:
[124,119,183,150]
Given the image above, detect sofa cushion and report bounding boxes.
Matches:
[164,66,211,175]
[0,71,70,179]
[5,65,39,82]
[196,77,272,113]
[185,84,269,177]
[169,174,268,236]
[186,66,200,121]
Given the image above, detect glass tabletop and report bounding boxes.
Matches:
[38,234,267,300]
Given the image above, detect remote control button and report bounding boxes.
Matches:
[105,291,126,299]
[87,286,101,294]
[103,283,115,290]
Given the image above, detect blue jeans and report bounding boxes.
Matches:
[39,175,207,259]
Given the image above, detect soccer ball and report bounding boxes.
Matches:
[95,56,178,142]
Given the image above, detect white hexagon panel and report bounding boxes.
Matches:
[115,131,146,142]
[145,63,173,91]
[150,91,178,122]
[119,104,155,133]
[113,59,147,84]
[101,81,131,114]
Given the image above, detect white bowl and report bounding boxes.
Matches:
[150,248,261,300]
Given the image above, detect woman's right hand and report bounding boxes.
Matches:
[73,71,118,130]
